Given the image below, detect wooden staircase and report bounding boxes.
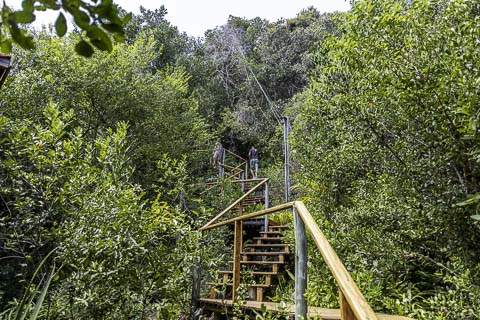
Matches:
[208,224,290,302]
[195,149,414,320]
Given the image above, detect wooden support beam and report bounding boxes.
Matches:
[256,287,264,302]
[294,206,308,320]
[225,148,247,162]
[201,178,269,229]
[231,178,265,183]
[232,219,243,302]
[340,289,357,320]
[199,202,294,231]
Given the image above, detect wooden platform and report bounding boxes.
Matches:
[198,298,413,320]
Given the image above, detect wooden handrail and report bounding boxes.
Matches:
[200,200,381,320]
[200,178,269,229]
[231,178,265,183]
[199,202,294,231]
[294,201,378,320]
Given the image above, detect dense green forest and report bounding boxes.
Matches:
[1,0,480,319]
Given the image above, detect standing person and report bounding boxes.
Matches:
[212,142,224,177]
[248,146,259,178]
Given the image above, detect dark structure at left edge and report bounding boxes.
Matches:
[0,54,13,89]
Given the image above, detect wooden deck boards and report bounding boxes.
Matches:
[198,298,413,320]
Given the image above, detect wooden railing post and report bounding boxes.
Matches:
[264,181,269,231]
[340,289,356,320]
[293,206,307,319]
[232,218,243,302]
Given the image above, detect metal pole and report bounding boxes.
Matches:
[191,265,201,309]
[283,117,291,203]
[221,148,226,178]
[293,206,307,319]
[241,172,245,192]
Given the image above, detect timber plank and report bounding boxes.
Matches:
[244,243,289,247]
[239,260,285,265]
[207,282,270,288]
[241,251,289,255]
[253,237,285,241]
[218,270,279,275]
[198,298,414,320]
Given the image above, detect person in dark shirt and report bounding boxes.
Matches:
[248,146,259,178]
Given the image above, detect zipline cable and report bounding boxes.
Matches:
[227,27,283,125]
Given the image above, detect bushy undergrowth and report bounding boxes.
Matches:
[0,104,222,319]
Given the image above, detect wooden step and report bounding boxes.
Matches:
[239,200,263,206]
[208,282,269,302]
[242,251,288,263]
[198,298,414,319]
[269,225,289,230]
[239,260,285,265]
[241,252,289,256]
[218,270,279,276]
[244,246,290,253]
[216,273,274,286]
[260,231,283,236]
[253,237,285,243]
[207,282,270,288]
[244,195,264,200]
[234,201,263,208]
[243,219,265,226]
[240,198,264,202]
[244,243,289,248]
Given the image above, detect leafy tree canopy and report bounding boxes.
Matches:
[291,0,480,317]
[0,0,131,56]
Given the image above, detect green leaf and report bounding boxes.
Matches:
[15,249,57,320]
[28,268,55,320]
[471,215,480,221]
[75,40,94,57]
[21,0,34,12]
[113,32,125,43]
[101,22,122,33]
[456,193,480,206]
[72,9,91,29]
[122,12,132,25]
[8,20,34,49]
[13,11,36,24]
[0,40,13,53]
[86,26,112,52]
[55,13,67,37]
